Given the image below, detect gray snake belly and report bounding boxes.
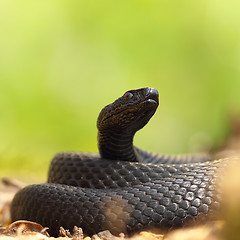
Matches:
[10,88,228,236]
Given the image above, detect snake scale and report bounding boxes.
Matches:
[11,88,229,236]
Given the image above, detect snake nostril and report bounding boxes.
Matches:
[149,88,159,97]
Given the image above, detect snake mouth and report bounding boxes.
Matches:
[142,96,159,108]
[144,97,158,105]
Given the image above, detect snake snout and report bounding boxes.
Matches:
[144,88,159,105]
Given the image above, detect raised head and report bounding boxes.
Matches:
[97,88,159,161]
[97,87,159,133]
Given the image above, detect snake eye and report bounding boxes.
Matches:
[124,92,133,100]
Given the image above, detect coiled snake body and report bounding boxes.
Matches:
[11,88,228,236]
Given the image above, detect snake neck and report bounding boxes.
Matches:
[98,128,140,162]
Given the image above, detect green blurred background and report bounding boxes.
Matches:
[1,0,240,181]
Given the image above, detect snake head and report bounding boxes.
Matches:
[97,88,159,133]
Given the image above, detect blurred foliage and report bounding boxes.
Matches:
[0,0,240,180]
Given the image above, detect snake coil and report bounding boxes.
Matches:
[11,88,228,236]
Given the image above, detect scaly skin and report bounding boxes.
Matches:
[11,88,223,237]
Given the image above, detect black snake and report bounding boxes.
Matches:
[11,88,229,236]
